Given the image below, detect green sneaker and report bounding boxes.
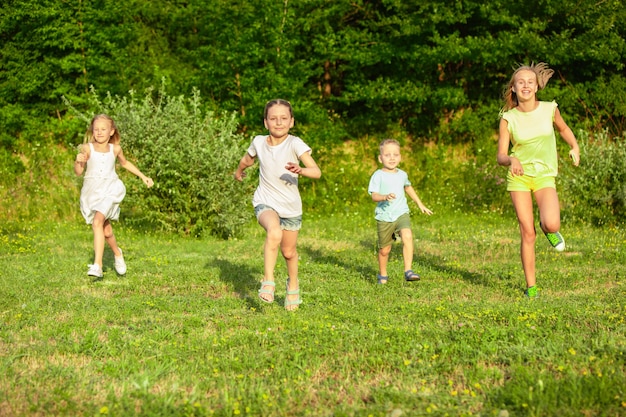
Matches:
[524,286,538,298]
[541,224,565,252]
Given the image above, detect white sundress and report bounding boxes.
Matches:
[80,143,126,224]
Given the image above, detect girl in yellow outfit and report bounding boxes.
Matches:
[497,62,580,298]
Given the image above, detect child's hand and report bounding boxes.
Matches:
[386,193,396,201]
[419,204,433,215]
[285,162,302,174]
[143,177,154,188]
[569,149,580,166]
[76,152,88,164]
[234,170,247,182]
[509,156,523,176]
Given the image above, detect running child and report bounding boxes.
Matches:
[368,139,432,284]
[497,62,580,298]
[74,114,154,278]
[234,99,321,311]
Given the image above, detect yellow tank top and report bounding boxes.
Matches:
[502,101,558,177]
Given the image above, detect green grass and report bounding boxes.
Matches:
[1,212,625,416]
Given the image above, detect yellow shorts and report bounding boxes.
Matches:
[506,172,556,192]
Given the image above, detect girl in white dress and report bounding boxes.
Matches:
[74,114,154,278]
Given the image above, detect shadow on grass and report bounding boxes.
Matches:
[416,252,486,285]
[206,257,272,310]
[355,239,487,286]
[300,243,378,283]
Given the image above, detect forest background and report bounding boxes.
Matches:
[1,0,625,235]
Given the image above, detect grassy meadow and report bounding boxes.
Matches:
[1,211,625,416]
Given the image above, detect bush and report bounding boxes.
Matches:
[65,83,253,238]
[0,139,79,222]
[560,130,626,226]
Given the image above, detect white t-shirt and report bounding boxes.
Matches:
[247,134,312,218]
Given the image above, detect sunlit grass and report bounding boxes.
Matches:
[0,212,625,416]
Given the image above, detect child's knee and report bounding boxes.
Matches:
[379,246,392,256]
[399,228,413,240]
[281,247,297,260]
[266,228,282,243]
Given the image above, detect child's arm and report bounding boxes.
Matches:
[234,152,256,181]
[371,192,395,202]
[74,144,89,176]
[285,151,321,179]
[116,146,154,187]
[554,108,580,166]
[405,186,433,215]
[497,118,523,176]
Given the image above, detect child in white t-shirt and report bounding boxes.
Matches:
[235,99,321,310]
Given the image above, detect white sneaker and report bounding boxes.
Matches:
[114,249,127,275]
[87,264,103,278]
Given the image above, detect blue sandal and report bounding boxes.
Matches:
[404,270,420,281]
[377,274,388,284]
[284,278,302,310]
[258,281,275,303]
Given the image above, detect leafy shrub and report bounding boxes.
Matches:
[559,130,626,226]
[65,83,253,238]
[1,139,78,222]
[306,130,511,220]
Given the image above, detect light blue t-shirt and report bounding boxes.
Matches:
[368,169,411,222]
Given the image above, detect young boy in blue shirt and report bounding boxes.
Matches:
[368,139,433,284]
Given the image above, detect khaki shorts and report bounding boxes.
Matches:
[376,212,411,249]
[506,172,556,192]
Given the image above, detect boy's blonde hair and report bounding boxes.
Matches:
[379,139,400,154]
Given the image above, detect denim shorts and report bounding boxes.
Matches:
[506,172,556,192]
[254,204,302,231]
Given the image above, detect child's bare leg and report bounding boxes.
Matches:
[91,212,106,268]
[511,191,537,288]
[257,210,282,301]
[378,245,392,277]
[535,188,561,234]
[281,230,300,309]
[399,228,414,272]
[103,220,122,257]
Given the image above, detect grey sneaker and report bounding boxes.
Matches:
[114,249,127,275]
[87,264,103,278]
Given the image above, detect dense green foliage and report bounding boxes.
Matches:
[1,0,626,230]
[65,85,253,238]
[560,130,626,226]
[1,215,625,415]
[2,0,625,143]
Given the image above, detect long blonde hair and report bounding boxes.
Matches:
[83,114,121,145]
[501,62,554,112]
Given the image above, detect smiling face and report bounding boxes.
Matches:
[379,142,402,171]
[264,103,294,140]
[512,69,539,102]
[91,118,115,144]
